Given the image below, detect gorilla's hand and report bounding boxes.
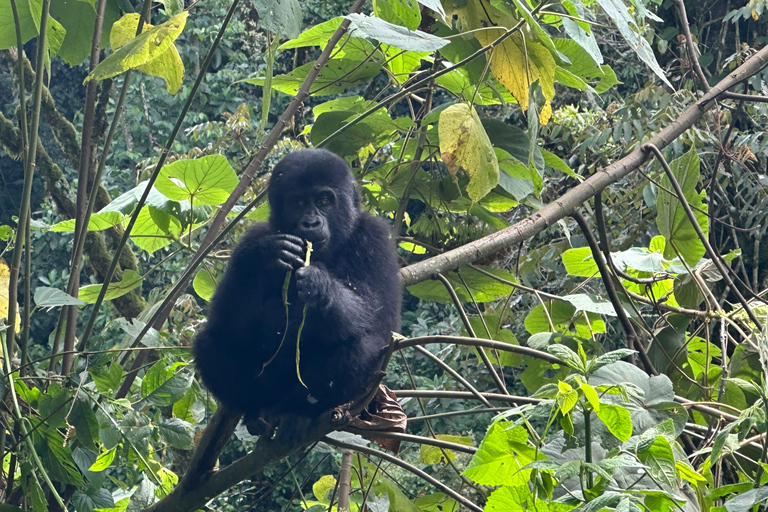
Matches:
[296,266,332,307]
[261,234,305,271]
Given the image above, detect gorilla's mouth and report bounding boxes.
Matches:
[305,236,329,252]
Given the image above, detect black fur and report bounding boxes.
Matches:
[193,149,401,426]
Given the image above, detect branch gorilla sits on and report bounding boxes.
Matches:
[193,149,401,438]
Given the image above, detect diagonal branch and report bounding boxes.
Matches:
[398,45,768,286]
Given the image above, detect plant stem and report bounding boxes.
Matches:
[584,406,593,489]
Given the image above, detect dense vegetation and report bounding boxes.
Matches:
[1,0,768,510]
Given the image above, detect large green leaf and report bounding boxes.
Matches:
[252,0,302,39]
[311,109,413,156]
[0,0,40,49]
[154,154,238,206]
[464,422,539,486]
[49,211,123,232]
[78,269,143,303]
[346,13,448,51]
[129,206,182,254]
[656,146,709,266]
[108,12,185,93]
[407,266,516,304]
[243,58,382,96]
[49,0,120,66]
[84,11,187,84]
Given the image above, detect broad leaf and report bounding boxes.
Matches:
[85,11,187,88]
[438,103,500,202]
[155,154,238,206]
[346,13,449,51]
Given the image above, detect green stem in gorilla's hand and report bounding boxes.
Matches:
[259,271,292,376]
[296,241,313,388]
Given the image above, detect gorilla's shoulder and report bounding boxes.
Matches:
[353,213,394,247]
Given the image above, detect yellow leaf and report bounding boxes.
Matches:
[451,0,555,124]
[110,13,186,94]
[0,258,20,334]
[438,103,499,202]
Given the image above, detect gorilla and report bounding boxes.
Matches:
[193,149,401,434]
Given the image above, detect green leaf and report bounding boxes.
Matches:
[656,146,709,266]
[49,0,120,66]
[34,286,86,309]
[547,344,583,372]
[421,435,473,464]
[541,149,580,180]
[78,269,143,303]
[159,418,194,450]
[593,0,671,87]
[73,487,115,511]
[252,0,302,39]
[438,103,500,202]
[49,211,124,232]
[724,486,768,512]
[279,17,374,59]
[562,293,618,316]
[311,109,413,157]
[88,447,117,472]
[636,436,677,487]
[193,265,219,301]
[373,0,421,29]
[407,266,516,304]
[85,11,188,86]
[556,381,579,415]
[140,361,192,406]
[155,154,238,206]
[561,247,599,277]
[595,403,632,442]
[0,0,39,49]
[70,397,100,450]
[129,206,182,254]
[89,363,124,396]
[242,58,382,96]
[172,386,198,423]
[346,13,448,51]
[464,422,537,486]
[157,0,183,14]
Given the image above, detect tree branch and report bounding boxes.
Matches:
[397,44,768,286]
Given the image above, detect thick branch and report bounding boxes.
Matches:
[398,45,768,286]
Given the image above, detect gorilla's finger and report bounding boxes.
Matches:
[277,234,305,247]
[276,240,305,257]
[279,250,304,268]
[276,259,295,272]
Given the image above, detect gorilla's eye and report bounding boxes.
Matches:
[317,193,333,207]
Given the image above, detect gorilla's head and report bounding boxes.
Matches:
[268,149,360,253]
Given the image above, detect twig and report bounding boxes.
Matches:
[324,437,483,512]
[643,143,762,330]
[674,0,709,91]
[433,273,509,395]
[413,345,494,407]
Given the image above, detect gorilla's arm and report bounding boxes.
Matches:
[295,217,399,340]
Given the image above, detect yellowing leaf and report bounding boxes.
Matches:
[85,12,187,93]
[451,0,555,123]
[438,103,499,202]
[0,258,20,332]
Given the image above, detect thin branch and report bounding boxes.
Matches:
[643,143,762,330]
[324,437,483,512]
[674,0,709,91]
[412,345,494,407]
[723,91,768,102]
[433,274,509,395]
[61,0,111,375]
[396,335,565,364]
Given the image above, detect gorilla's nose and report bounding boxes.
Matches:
[302,217,321,229]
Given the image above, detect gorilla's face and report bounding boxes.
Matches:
[268,149,360,255]
[282,185,337,251]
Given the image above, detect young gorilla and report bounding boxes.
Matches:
[193,149,401,437]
